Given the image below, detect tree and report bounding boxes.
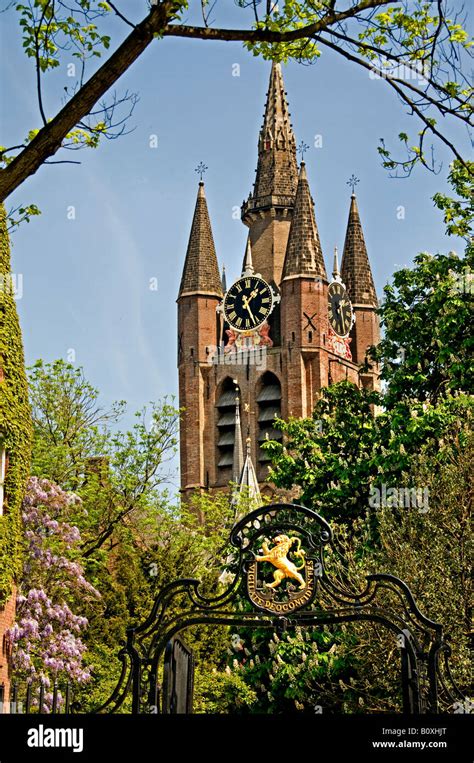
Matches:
[1,0,472,204]
[28,359,179,555]
[26,358,244,711]
[8,477,100,709]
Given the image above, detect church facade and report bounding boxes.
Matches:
[177,63,380,499]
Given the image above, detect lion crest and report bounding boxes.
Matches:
[254,534,306,590]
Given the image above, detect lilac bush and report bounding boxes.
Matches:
[7,478,100,707]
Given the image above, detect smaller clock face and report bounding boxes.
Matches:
[328,281,353,337]
[223,276,274,331]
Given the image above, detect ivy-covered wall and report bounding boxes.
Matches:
[0,204,32,606]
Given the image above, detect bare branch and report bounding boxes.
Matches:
[108,1,135,28]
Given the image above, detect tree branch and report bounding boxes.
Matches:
[0,0,183,201]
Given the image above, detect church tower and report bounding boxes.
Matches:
[177,64,379,498]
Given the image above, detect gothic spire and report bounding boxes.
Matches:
[241,236,255,276]
[244,62,298,214]
[221,265,227,292]
[332,246,341,280]
[281,162,327,281]
[232,437,262,515]
[232,397,244,484]
[340,193,377,305]
[178,182,222,298]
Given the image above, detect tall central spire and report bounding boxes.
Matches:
[245,63,298,211]
[241,63,299,286]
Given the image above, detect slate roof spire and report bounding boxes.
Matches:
[243,62,298,213]
[340,193,377,305]
[178,182,222,297]
[281,162,327,281]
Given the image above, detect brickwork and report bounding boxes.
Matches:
[0,588,15,704]
[244,212,293,287]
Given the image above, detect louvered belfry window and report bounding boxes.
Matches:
[216,378,237,479]
[257,372,282,465]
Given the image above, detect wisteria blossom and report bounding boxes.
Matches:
[7,478,100,706]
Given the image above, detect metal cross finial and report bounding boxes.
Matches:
[347,174,360,194]
[195,162,208,181]
[297,141,309,162]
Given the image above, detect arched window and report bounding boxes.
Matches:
[257,372,282,466]
[216,377,238,480]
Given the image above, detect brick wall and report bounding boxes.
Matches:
[0,587,16,705]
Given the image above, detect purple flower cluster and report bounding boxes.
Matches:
[7,478,101,707]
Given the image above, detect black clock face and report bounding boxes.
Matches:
[223,276,274,331]
[328,281,353,337]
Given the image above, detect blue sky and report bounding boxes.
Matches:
[1,2,470,455]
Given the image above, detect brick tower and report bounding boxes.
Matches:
[177,64,379,498]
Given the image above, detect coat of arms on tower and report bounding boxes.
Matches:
[225,321,273,352]
[247,533,316,614]
[327,326,352,360]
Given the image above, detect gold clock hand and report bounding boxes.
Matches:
[242,295,256,323]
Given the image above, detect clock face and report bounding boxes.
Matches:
[223,276,274,332]
[328,281,353,337]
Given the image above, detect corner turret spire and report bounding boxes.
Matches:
[178,182,222,298]
[281,163,327,281]
[340,192,377,305]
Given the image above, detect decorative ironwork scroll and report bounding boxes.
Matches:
[95,503,467,715]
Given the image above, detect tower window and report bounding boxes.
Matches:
[256,372,282,467]
[308,331,313,343]
[216,378,238,481]
[291,332,295,342]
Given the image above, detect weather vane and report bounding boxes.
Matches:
[195,162,208,181]
[347,174,360,194]
[297,141,309,162]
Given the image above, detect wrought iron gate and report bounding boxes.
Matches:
[96,503,466,714]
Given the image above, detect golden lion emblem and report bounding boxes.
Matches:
[254,534,306,590]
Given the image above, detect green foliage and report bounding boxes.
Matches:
[193,668,257,713]
[28,359,124,488]
[5,204,41,233]
[264,379,472,522]
[369,247,473,408]
[0,204,33,605]
[16,0,111,73]
[433,160,474,240]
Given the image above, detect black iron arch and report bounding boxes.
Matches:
[95,503,466,715]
